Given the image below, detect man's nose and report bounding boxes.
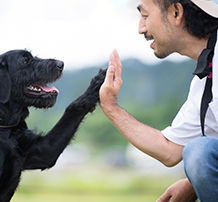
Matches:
[138,18,147,34]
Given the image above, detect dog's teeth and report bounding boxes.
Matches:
[28,86,33,90]
[28,86,42,92]
[27,85,56,93]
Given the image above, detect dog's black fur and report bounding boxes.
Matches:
[0,49,106,202]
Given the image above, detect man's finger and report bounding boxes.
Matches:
[156,190,171,202]
[109,49,122,79]
[113,49,122,68]
[104,65,115,85]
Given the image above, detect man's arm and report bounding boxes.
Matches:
[99,49,184,167]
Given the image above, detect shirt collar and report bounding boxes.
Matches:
[193,30,217,79]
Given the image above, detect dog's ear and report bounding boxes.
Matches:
[0,58,11,103]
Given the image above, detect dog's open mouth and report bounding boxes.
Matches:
[25,84,59,97]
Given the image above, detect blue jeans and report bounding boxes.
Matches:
[183,136,218,202]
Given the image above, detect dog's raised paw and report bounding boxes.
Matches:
[88,68,107,94]
[70,68,107,113]
[82,68,107,111]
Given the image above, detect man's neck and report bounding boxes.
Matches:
[180,35,209,61]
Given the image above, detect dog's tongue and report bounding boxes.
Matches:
[40,85,59,93]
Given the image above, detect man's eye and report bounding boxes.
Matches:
[142,15,148,19]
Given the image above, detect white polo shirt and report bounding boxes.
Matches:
[162,30,218,146]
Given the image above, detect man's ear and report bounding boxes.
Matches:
[0,58,11,104]
[168,2,184,26]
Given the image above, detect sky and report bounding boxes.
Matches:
[0,0,188,70]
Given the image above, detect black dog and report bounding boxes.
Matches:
[0,49,106,202]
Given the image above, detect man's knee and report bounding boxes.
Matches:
[183,136,218,182]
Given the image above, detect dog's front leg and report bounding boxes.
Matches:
[23,69,106,170]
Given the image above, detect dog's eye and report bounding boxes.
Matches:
[23,58,29,65]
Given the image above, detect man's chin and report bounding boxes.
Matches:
[154,50,171,59]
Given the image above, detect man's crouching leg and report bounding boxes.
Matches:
[183,136,218,202]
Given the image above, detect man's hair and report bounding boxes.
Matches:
[153,0,218,39]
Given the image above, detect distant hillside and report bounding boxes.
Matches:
[54,58,196,109]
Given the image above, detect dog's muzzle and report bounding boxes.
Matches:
[24,60,64,98]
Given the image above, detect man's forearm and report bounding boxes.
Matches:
[101,104,184,167]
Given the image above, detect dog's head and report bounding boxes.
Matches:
[0,50,64,108]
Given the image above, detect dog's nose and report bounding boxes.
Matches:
[56,60,64,70]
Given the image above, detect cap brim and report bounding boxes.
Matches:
[191,0,218,18]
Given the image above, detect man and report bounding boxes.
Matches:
[99,0,218,201]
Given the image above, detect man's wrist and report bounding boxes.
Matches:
[185,178,197,200]
[100,102,120,117]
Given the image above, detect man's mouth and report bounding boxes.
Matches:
[143,33,154,48]
[150,40,155,48]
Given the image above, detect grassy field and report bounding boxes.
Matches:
[11,165,183,202]
[12,194,160,202]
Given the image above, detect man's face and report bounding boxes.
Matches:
[137,0,176,59]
